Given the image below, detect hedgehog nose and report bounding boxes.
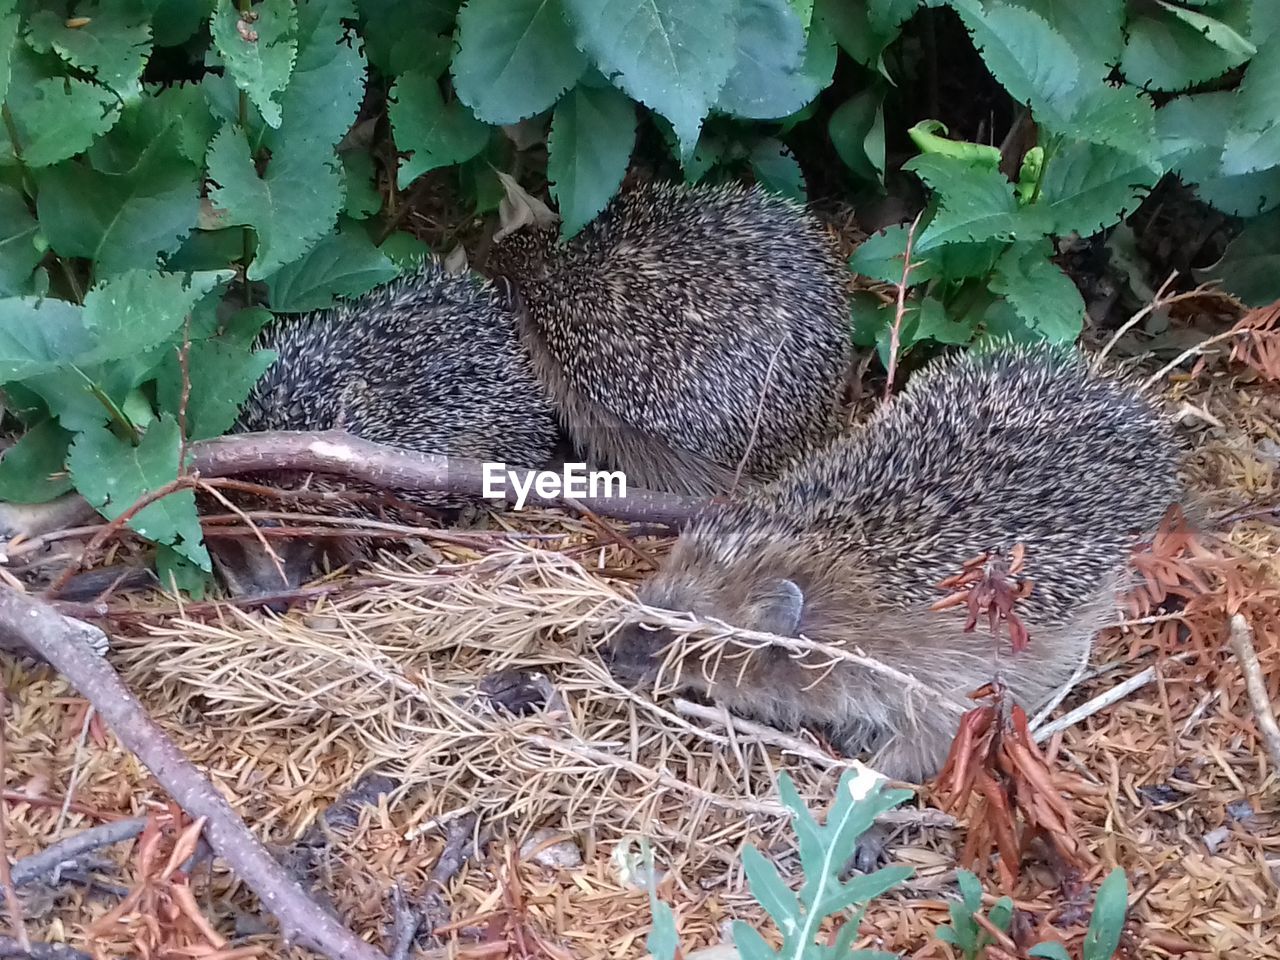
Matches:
[600,637,658,685]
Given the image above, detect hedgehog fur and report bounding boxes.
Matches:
[209,259,561,597]
[603,340,1186,784]
[487,179,852,496]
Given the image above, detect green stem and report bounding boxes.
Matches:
[237,0,254,285]
[1027,135,1058,207]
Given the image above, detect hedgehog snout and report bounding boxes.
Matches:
[600,622,671,686]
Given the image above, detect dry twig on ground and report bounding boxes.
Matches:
[1227,613,1280,768]
[0,586,394,960]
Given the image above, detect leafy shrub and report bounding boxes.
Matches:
[0,0,1276,594]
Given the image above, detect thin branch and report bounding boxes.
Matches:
[1143,327,1244,388]
[1228,613,1280,769]
[0,690,29,951]
[730,333,789,495]
[0,586,396,960]
[194,479,287,589]
[188,430,704,526]
[884,211,924,401]
[7,817,147,891]
[176,314,194,473]
[1097,270,1180,362]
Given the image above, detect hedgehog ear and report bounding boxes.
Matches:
[750,578,805,637]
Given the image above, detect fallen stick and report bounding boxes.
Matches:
[1228,613,1280,769]
[190,430,706,526]
[8,817,147,891]
[0,936,91,960]
[0,586,391,960]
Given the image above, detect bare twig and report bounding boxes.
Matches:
[730,333,789,495]
[1031,652,1196,743]
[188,430,703,525]
[1143,326,1244,388]
[176,315,193,473]
[884,210,924,401]
[1227,613,1280,768]
[194,479,287,589]
[0,586,395,960]
[1097,271,1180,362]
[0,936,91,960]
[0,690,29,951]
[8,816,147,891]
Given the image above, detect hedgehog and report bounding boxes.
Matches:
[206,259,562,598]
[602,340,1186,785]
[486,179,853,496]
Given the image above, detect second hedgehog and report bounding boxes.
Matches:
[603,342,1185,784]
[487,179,852,496]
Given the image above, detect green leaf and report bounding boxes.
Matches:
[717,0,823,120]
[1121,2,1253,92]
[732,920,778,960]
[1004,0,1124,75]
[989,895,1015,933]
[749,139,806,202]
[209,0,298,128]
[87,83,217,172]
[266,0,367,152]
[829,88,885,183]
[1082,868,1128,960]
[452,0,587,125]
[849,225,937,285]
[35,128,202,276]
[155,340,276,441]
[1036,141,1159,238]
[0,295,93,382]
[206,123,344,280]
[81,269,227,361]
[0,0,18,106]
[388,70,491,189]
[1199,208,1280,307]
[151,0,216,47]
[988,241,1084,342]
[68,415,209,569]
[776,772,828,875]
[812,865,914,918]
[0,49,120,168]
[341,151,382,219]
[1221,40,1280,177]
[1157,1,1256,58]
[0,184,41,296]
[265,219,400,312]
[646,895,681,960]
[357,0,458,76]
[740,845,801,929]
[905,154,1047,250]
[26,5,153,101]
[563,0,737,158]
[817,0,906,67]
[155,544,210,599]
[547,82,636,239]
[373,229,431,271]
[0,419,73,503]
[955,869,983,911]
[1028,943,1073,960]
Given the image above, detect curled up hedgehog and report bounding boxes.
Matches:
[486,178,853,496]
[206,259,561,598]
[602,341,1186,787]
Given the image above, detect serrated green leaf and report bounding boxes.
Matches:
[849,224,938,285]
[749,139,806,202]
[206,123,344,280]
[717,0,823,120]
[988,241,1083,342]
[265,0,367,151]
[1121,2,1252,92]
[155,543,210,598]
[817,0,903,67]
[0,184,41,296]
[1082,868,1128,960]
[1004,0,1123,75]
[155,340,276,441]
[357,0,458,75]
[563,0,737,158]
[989,895,1015,932]
[741,845,801,930]
[26,5,153,101]
[35,128,201,276]
[1198,208,1280,306]
[388,71,491,188]
[830,88,885,182]
[0,0,18,106]
[0,418,73,503]
[776,772,828,874]
[1028,943,1073,960]
[1221,40,1280,177]
[265,219,399,312]
[905,154,1048,250]
[1157,1,1256,58]
[0,49,121,168]
[547,82,636,239]
[209,0,297,128]
[82,269,227,361]
[68,415,208,569]
[374,229,431,271]
[87,84,217,172]
[732,920,777,960]
[452,0,587,125]
[341,151,382,219]
[1036,141,1159,238]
